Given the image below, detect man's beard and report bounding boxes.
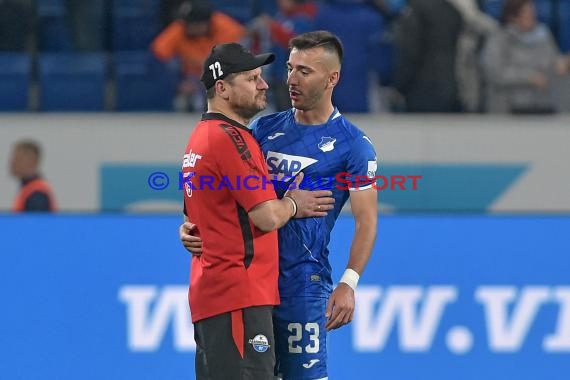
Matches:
[233,94,267,121]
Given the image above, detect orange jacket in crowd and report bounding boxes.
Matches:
[12,177,57,212]
[151,12,245,77]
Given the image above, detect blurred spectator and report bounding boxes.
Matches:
[481,0,570,113]
[151,0,245,111]
[449,0,498,112]
[314,0,383,112]
[0,0,34,51]
[248,0,318,111]
[161,0,185,27]
[10,140,57,213]
[393,0,464,112]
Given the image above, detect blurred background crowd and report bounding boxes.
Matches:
[1,0,570,114]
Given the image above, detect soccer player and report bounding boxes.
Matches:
[181,31,378,380]
[181,42,335,380]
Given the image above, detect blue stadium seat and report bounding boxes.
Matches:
[0,53,31,111]
[252,0,277,17]
[385,0,407,14]
[212,0,253,23]
[36,0,73,51]
[559,1,570,52]
[112,0,162,51]
[315,3,384,112]
[36,0,66,16]
[114,51,179,111]
[38,53,107,111]
[370,16,394,87]
[482,0,503,20]
[534,0,554,30]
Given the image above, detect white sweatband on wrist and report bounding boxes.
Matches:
[339,268,360,290]
[283,195,297,218]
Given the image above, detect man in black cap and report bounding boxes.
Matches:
[180,43,334,380]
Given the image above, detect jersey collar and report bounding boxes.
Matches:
[292,107,341,126]
[201,112,250,133]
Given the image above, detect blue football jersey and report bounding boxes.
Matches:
[251,108,378,298]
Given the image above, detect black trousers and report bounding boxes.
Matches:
[194,305,276,380]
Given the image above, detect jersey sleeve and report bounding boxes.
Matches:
[345,134,378,191]
[249,117,262,141]
[214,125,276,211]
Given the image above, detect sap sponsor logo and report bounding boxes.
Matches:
[266,151,317,180]
[119,286,195,352]
[354,285,570,354]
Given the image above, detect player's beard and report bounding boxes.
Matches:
[291,84,325,112]
[233,91,267,121]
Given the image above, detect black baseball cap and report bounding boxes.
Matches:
[200,43,275,89]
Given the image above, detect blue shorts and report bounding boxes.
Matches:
[273,296,329,380]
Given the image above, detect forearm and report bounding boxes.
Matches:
[248,197,295,232]
[346,218,377,275]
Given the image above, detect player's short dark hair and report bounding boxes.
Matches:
[289,30,344,64]
[500,0,531,24]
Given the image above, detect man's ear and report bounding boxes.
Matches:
[328,71,340,88]
[215,80,229,100]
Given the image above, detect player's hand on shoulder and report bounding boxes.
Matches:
[285,172,335,218]
[325,283,355,330]
[179,221,203,256]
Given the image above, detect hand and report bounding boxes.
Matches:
[285,173,335,218]
[179,221,203,256]
[325,283,355,330]
[555,55,570,75]
[529,73,547,89]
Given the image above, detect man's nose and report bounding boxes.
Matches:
[258,77,269,90]
[286,71,297,86]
